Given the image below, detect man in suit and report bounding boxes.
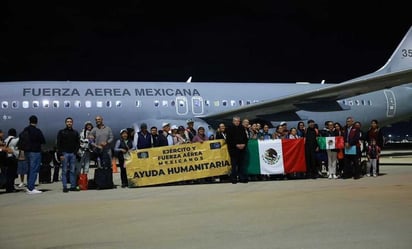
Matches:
[226,116,249,183]
[343,117,361,179]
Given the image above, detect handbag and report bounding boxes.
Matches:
[78,173,88,190]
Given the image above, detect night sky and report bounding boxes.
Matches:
[1,1,411,136]
[2,1,411,83]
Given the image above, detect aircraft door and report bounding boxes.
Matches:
[191,96,204,115]
[384,90,396,117]
[175,96,188,115]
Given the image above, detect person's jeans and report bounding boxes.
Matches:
[80,151,90,173]
[27,152,41,191]
[62,152,77,188]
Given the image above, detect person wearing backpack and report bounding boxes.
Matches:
[3,129,19,193]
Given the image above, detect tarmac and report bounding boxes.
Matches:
[1,151,411,249]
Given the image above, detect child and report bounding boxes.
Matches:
[366,139,381,177]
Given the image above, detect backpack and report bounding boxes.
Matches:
[17,128,30,151]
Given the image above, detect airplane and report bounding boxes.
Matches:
[1,26,412,150]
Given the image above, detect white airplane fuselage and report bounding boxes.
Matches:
[1,81,411,149]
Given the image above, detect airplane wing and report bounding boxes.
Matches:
[197,68,412,124]
[198,26,412,125]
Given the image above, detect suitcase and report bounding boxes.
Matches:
[94,168,114,189]
[78,173,88,190]
[39,163,52,184]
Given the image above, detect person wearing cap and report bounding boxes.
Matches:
[22,115,46,194]
[78,121,94,175]
[185,119,197,141]
[280,121,289,137]
[170,125,180,145]
[57,117,80,192]
[114,129,133,188]
[175,125,190,144]
[134,123,152,150]
[158,122,172,146]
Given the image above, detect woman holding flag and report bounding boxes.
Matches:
[318,121,342,179]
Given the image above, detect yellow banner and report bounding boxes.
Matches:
[126,140,231,187]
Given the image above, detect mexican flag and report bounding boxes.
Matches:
[246,139,306,175]
[317,136,344,150]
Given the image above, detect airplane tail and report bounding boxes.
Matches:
[378,26,412,73]
[355,26,412,80]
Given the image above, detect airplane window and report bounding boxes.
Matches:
[22,101,29,109]
[178,100,184,107]
[222,100,228,107]
[116,101,122,108]
[246,100,251,105]
[230,100,236,106]
[239,100,243,106]
[171,100,175,106]
[135,100,141,108]
[85,101,92,108]
[154,100,159,107]
[96,101,103,108]
[355,100,360,106]
[42,100,49,108]
[214,101,220,107]
[12,101,18,109]
[204,100,210,106]
[64,101,70,108]
[1,101,8,109]
[361,100,366,105]
[162,100,168,107]
[368,100,372,105]
[73,100,81,108]
[53,101,59,108]
[253,100,259,103]
[193,99,200,107]
[33,101,40,108]
[348,100,353,106]
[106,101,112,108]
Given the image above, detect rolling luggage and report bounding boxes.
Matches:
[94,167,114,189]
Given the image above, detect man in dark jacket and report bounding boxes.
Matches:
[226,116,249,183]
[56,117,80,192]
[24,115,46,194]
[305,120,319,179]
[343,117,361,179]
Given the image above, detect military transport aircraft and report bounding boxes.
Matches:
[1,26,412,149]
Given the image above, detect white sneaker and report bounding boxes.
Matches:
[18,183,25,188]
[373,174,377,177]
[333,175,338,179]
[328,175,332,179]
[366,174,371,177]
[27,189,43,194]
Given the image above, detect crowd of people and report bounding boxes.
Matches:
[0,114,384,194]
